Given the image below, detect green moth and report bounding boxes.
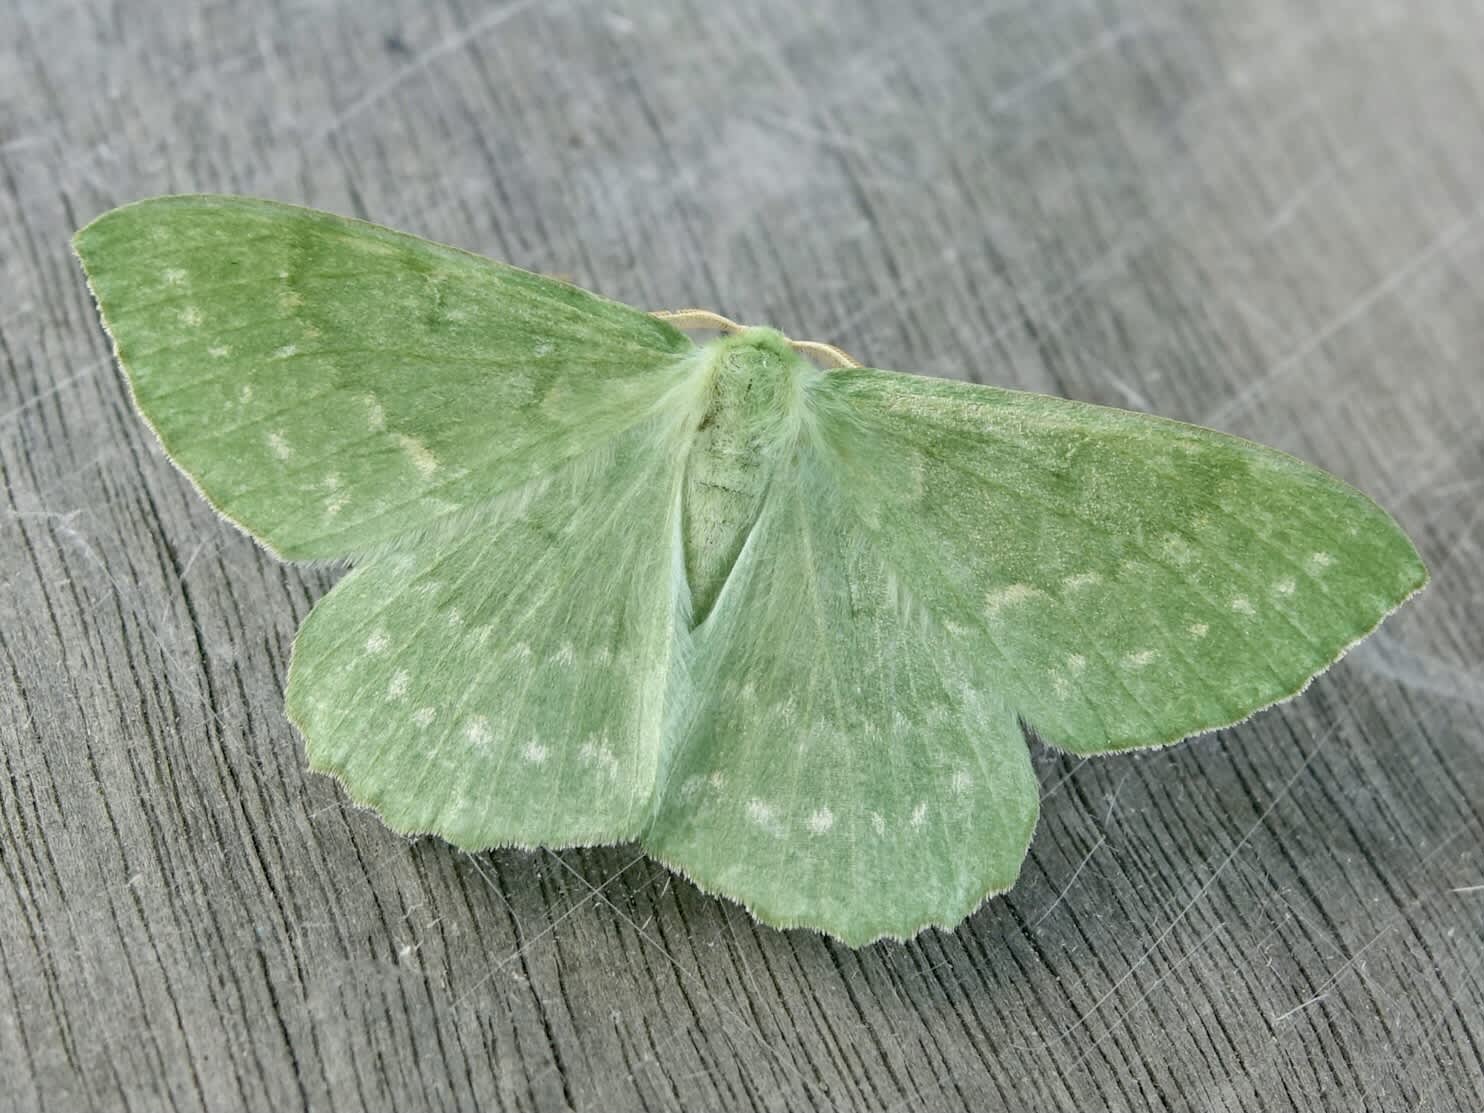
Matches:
[73,195,1427,945]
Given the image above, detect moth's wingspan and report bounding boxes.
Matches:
[73,195,692,559]
[644,460,1039,946]
[811,368,1428,755]
[286,426,685,847]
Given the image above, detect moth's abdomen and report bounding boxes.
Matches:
[680,330,812,624]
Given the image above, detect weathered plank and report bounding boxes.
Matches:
[2,1,1481,1110]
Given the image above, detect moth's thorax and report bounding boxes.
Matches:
[680,329,814,624]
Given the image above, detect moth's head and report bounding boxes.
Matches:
[695,327,817,443]
[714,325,799,366]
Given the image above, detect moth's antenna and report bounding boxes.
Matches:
[650,308,862,369]
[787,339,861,370]
[651,308,745,333]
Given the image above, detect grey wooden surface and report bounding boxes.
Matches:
[3,1,1481,1110]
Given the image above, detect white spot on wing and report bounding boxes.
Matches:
[1162,534,1196,564]
[1067,653,1087,674]
[180,306,203,327]
[162,267,187,286]
[209,345,231,359]
[395,433,439,478]
[910,801,928,829]
[1123,649,1157,669]
[1188,622,1209,638]
[1309,551,1335,570]
[1275,578,1296,596]
[870,812,886,835]
[985,583,1043,615]
[365,630,390,654]
[806,807,834,834]
[266,431,291,460]
[364,396,386,431]
[412,707,435,727]
[1062,571,1101,591]
[1231,596,1257,616]
[323,473,346,517]
[578,738,621,779]
[387,669,409,700]
[951,769,973,793]
[746,799,781,835]
[271,344,298,360]
[464,717,491,746]
[522,742,548,765]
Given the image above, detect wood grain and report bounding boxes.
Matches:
[3,1,1481,1109]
